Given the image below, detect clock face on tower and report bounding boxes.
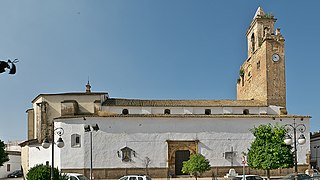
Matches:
[272,53,280,62]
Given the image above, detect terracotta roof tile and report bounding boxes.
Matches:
[102,98,267,107]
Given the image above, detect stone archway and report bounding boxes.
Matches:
[166,140,198,176]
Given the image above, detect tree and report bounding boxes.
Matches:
[0,140,9,166]
[182,153,211,180]
[27,164,68,180]
[144,156,151,175]
[247,124,293,180]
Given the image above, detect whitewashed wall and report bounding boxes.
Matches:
[0,154,21,178]
[310,134,320,168]
[56,116,310,170]
[28,141,62,170]
[0,142,22,178]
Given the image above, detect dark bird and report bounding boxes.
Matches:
[0,59,18,75]
[0,61,10,73]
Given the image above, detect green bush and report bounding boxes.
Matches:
[27,164,68,180]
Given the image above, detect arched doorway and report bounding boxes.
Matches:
[175,150,190,175]
[167,140,198,176]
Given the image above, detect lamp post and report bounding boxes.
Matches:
[314,146,320,169]
[42,125,65,180]
[284,119,306,180]
[84,124,99,180]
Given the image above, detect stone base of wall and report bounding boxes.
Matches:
[62,165,309,179]
[205,165,309,177]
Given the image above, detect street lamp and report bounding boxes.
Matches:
[314,146,320,169]
[284,118,306,180]
[84,124,99,180]
[42,126,65,180]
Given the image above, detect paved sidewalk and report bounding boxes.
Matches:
[0,176,281,180]
[99,178,219,180]
[98,177,282,180]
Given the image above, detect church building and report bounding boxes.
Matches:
[20,7,311,179]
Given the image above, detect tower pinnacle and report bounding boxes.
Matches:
[253,6,265,19]
[86,80,91,93]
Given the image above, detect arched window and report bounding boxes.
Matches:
[251,33,255,52]
[164,109,171,115]
[205,109,211,115]
[263,27,268,37]
[122,109,129,115]
[243,109,250,115]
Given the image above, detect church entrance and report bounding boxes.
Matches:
[167,140,198,176]
[175,150,190,175]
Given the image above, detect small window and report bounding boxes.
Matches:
[243,109,250,115]
[71,134,81,148]
[138,177,143,180]
[122,109,129,115]
[129,177,136,180]
[251,33,255,52]
[257,61,261,70]
[263,27,267,37]
[205,109,211,115]
[46,161,49,166]
[164,109,170,114]
[7,164,10,172]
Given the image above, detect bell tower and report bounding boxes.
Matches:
[237,7,286,109]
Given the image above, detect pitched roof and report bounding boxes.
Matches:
[102,98,267,107]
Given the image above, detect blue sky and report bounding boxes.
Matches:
[0,0,320,141]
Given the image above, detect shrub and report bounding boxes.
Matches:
[27,164,67,180]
